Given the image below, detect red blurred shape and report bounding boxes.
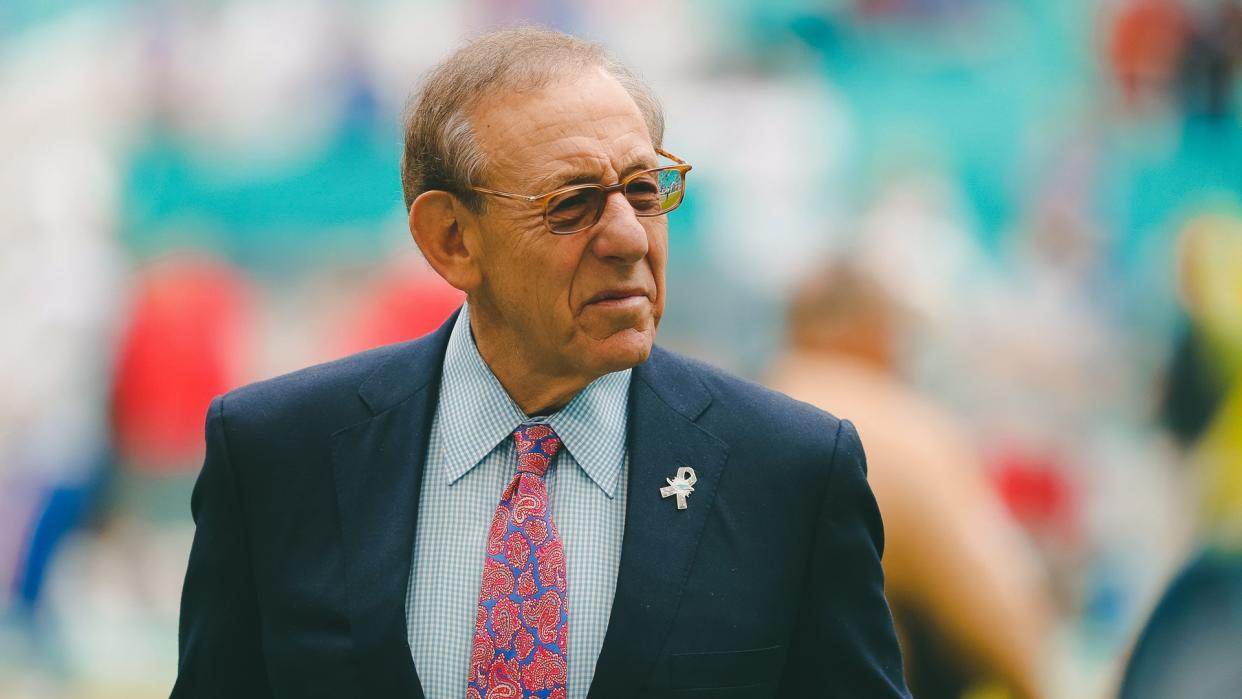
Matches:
[110,254,255,472]
[334,262,464,358]
[1107,0,1188,106]
[991,450,1076,534]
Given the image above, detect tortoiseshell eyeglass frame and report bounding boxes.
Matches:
[469,148,692,235]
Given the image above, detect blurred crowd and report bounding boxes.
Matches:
[1,0,1240,697]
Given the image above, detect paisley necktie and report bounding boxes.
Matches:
[467,422,569,699]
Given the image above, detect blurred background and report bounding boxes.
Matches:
[1,0,1240,697]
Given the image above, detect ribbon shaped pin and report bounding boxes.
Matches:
[659,466,697,510]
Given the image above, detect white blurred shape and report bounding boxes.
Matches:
[664,74,852,293]
[163,0,345,157]
[362,0,470,117]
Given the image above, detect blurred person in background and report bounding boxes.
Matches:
[172,27,909,698]
[768,260,1054,699]
[1120,210,1242,699]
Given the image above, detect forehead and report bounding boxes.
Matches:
[469,67,657,191]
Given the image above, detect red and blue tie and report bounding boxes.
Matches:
[467,423,569,699]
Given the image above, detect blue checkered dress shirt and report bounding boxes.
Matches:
[406,304,630,698]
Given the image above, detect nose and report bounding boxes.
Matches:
[589,190,649,263]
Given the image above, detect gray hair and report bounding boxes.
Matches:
[400,26,665,212]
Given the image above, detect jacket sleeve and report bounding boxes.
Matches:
[777,419,911,698]
[171,395,273,698]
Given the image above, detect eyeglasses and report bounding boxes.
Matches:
[469,148,692,235]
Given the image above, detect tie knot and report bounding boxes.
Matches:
[513,422,563,477]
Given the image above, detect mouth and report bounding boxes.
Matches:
[585,287,652,308]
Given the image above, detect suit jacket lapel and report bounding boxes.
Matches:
[588,347,729,698]
[330,309,459,698]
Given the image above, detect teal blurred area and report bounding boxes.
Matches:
[121,119,401,263]
[1,1,1240,697]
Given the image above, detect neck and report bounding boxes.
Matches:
[468,310,593,417]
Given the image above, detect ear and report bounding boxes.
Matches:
[408,190,483,293]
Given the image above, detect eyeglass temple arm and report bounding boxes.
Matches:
[656,148,688,166]
[470,186,543,203]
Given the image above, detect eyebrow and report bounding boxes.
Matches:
[535,157,660,194]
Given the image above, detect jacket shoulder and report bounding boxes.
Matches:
[651,346,846,439]
[646,347,867,518]
[219,338,427,437]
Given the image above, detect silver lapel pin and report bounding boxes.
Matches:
[659,466,697,510]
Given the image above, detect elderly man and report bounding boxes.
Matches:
[173,27,908,699]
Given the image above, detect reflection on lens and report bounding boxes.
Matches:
[657,169,684,212]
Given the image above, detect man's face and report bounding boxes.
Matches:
[464,67,667,380]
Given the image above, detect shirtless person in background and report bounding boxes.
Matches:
[768,261,1052,699]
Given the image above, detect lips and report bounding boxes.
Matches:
[585,287,651,305]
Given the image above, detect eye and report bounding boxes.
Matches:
[627,176,658,194]
[546,188,604,232]
[624,173,662,213]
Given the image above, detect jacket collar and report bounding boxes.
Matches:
[588,345,728,697]
[330,309,458,698]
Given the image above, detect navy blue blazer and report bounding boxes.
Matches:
[173,310,909,698]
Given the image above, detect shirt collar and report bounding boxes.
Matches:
[436,303,630,497]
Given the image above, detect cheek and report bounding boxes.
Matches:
[529,239,589,321]
[648,228,669,286]
[483,216,563,294]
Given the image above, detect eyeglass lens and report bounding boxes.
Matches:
[544,168,685,233]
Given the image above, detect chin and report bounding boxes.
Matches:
[586,328,654,374]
